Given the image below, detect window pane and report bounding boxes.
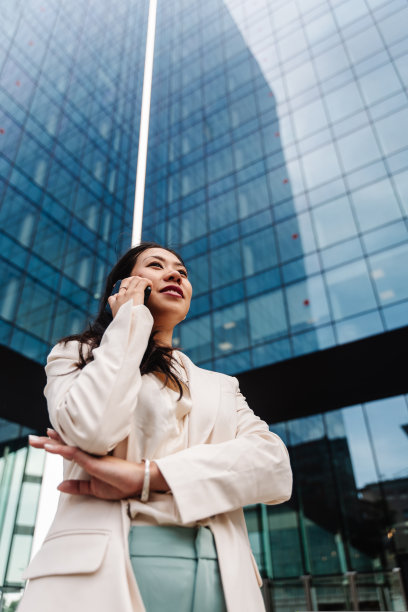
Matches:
[369,243,408,305]
[313,196,358,248]
[324,81,364,123]
[242,228,278,275]
[325,259,378,319]
[292,98,328,140]
[351,178,402,232]
[286,275,330,332]
[337,125,381,173]
[210,242,242,289]
[213,302,248,356]
[302,143,342,190]
[358,64,401,105]
[364,396,408,481]
[180,314,212,362]
[248,290,288,343]
[276,213,317,262]
[374,108,408,156]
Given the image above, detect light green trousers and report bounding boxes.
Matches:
[128,525,227,612]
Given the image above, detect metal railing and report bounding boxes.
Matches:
[261,568,408,612]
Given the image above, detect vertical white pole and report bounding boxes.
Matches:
[131,0,158,246]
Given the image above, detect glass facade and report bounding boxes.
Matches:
[246,393,408,610]
[0,423,44,611]
[0,0,148,364]
[0,1,407,610]
[143,0,408,374]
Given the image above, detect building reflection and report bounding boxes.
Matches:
[245,398,408,609]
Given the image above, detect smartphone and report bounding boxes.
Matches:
[105,280,151,315]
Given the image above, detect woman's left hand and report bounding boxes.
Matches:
[29,430,145,500]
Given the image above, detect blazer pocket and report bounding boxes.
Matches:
[23,530,110,580]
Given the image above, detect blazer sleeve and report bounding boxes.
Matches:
[44,300,153,455]
[154,378,293,524]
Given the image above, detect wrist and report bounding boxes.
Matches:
[150,461,170,492]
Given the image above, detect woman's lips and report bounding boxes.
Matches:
[159,285,184,297]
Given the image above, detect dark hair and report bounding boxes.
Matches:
[59,241,187,397]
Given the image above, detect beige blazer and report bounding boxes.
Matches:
[18,300,292,612]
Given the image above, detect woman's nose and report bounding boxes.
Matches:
[165,269,182,282]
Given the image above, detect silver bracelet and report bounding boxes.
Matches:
[140,459,150,503]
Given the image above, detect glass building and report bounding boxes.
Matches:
[1,0,408,610]
[144,0,408,372]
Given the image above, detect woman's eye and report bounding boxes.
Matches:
[148,262,162,268]
[180,270,188,277]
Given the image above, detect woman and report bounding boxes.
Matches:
[19,242,292,612]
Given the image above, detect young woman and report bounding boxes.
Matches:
[19,242,292,612]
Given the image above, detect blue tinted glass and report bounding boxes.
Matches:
[212,281,244,309]
[248,290,288,344]
[383,300,408,330]
[321,237,364,270]
[276,213,317,262]
[313,196,358,248]
[325,259,378,319]
[208,190,238,230]
[251,338,292,367]
[301,143,342,190]
[209,223,239,250]
[353,179,401,231]
[364,396,408,481]
[180,313,212,362]
[214,349,251,375]
[210,241,242,289]
[237,174,269,219]
[282,253,320,284]
[245,267,282,297]
[213,302,248,357]
[337,125,382,173]
[187,253,209,296]
[369,243,408,305]
[335,310,384,344]
[374,108,408,157]
[286,275,331,333]
[187,293,210,318]
[292,325,336,357]
[242,228,278,276]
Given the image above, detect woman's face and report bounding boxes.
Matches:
[130,247,192,324]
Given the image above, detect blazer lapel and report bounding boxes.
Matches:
[176,352,221,446]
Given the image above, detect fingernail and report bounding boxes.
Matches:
[28,435,40,441]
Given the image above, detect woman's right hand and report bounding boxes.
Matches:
[107,276,151,318]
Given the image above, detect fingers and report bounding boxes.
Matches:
[57,479,91,495]
[28,435,50,449]
[41,443,116,487]
[57,478,125,500]
[43,442,82,462]
[46,428,65,443]
[110,276,152,316]
[29,430,66,450]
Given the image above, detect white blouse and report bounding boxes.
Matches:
[128,351,199,526]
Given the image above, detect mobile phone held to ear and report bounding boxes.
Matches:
[144,285,152,304]
[105,280,151,315]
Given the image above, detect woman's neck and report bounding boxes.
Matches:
[152,326,174,348]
